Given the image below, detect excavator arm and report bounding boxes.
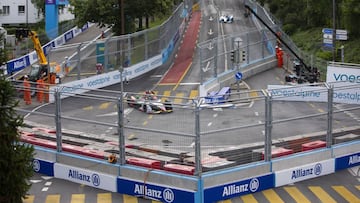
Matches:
[28,31,48,66]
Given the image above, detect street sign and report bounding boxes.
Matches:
[235,72,243,81]
[322,28,348,41]
[322,28,333,34]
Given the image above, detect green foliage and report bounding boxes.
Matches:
[0,34,35,202]
[69,0,175,35]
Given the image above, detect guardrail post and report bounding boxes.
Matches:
[326,84,334,147]
[194,99,202,176]
[264,91,273,162]
[55,88,62,152]
[118,67,126,165]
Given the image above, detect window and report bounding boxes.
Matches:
[18,5,25,15]
[2,6,10,15]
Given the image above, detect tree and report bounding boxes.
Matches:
[69,0,174,35]
[0,33,35,203]
[31,0,45,16]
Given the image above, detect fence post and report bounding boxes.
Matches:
[326,83,334,147]
[55,87,62,153]
[264,90,273,162]
[118,68,126,165]
[194,99,202,176]
[76,43,82,80]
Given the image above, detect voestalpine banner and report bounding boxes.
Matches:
[326,65,360,104]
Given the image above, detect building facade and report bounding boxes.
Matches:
[0,0,74,26]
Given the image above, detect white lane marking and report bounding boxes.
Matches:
[41,187,49,192]
[30,179,42,184]
[213,113,218,118]
[255,112,259,116]
[261,130,265,136]
[24,103,49,119]
[44,181,52,186]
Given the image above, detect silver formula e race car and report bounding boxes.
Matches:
[219,14,234,23]
[126,93,173,114]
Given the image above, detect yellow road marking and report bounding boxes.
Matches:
[308,103,315,108]
[318,108,324,113]
[284,187,311,203]
[45,194,60,203]
[249,90,258,98]
[161,90,171,102]
[97,193,112,203]
[309,186,336,203]
[71,194,85,203]
[83,106,93,110]
[148,115,153,119]
[173,62,193,91]
[356,185,360,190]
[217,200,232,203]
[276,76,280,81]
[99,102,112,109]
[174,93,184,104]
[332,186,360,202]
[189,90,198,99]
[23,195,35,203]
[241,194,258,203]
[123,194,138,203]
[262,189,284,203]
[143,120,148,125]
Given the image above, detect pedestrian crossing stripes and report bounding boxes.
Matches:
[23,185,360,203]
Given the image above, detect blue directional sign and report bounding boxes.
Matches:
[235,72,243,81]
[322,28,333,34]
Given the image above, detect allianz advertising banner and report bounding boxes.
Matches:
[326,65,360,104]
[54,163,117,192]
[275,159,334,187]
[117,177,195,203]
[335,152,360,171]
[203,173,274,203]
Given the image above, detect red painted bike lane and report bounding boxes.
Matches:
[159,11,201,85]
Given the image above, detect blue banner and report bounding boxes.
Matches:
[117,178,195,203]
[64,30,74,42]
[335,152,360,171]
[204,174,274,203]
[7,56,30,74]
[43,41,55,56]
[33,159,54,176]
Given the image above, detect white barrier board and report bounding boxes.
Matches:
[268,85,327,102]
[54,163,117,192]
[326,65,360,104]
[275,159,335,187]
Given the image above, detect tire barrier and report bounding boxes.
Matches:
[301,140,326,151]
[164,163,195,175]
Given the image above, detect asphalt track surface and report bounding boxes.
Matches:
[159,11,201,85]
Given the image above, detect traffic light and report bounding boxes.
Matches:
[241,50,246,62]
[230,51,235,62]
